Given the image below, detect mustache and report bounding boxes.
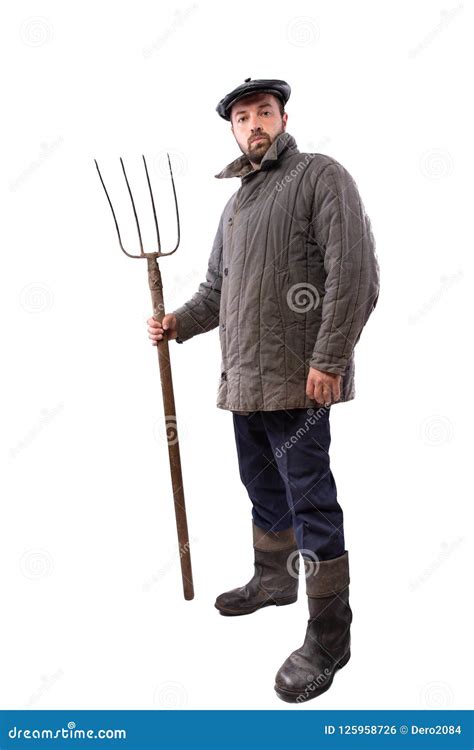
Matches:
[249,133,270,145]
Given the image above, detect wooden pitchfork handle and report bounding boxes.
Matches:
[148,257,194,601]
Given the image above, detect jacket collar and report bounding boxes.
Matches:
[215,132,299,180]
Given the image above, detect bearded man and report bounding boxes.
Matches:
[147,78,380,703]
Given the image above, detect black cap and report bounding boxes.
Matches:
[216,77,291,121]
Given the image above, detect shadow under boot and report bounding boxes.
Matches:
[274,551,352,703]
[214,522,299,616]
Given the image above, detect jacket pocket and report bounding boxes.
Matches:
[274,268,322,329]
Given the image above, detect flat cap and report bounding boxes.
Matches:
[216,77,291,121]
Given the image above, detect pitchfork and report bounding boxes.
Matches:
[94,154,194,601]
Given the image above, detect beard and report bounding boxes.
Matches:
[242,131,273,164]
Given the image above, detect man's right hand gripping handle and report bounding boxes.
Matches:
[147,314,178,345]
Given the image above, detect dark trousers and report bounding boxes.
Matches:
[232,407,345,561]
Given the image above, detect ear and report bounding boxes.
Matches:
[282,112,288,130]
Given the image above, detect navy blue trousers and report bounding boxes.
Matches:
[232,407,345,561]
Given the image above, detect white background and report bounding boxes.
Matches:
[1,0,471,711]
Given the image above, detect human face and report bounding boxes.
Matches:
[230,93,288,167]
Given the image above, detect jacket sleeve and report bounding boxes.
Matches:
[309,163,380,374]
[171,213,224,343]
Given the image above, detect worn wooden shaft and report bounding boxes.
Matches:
[147,257,194,600]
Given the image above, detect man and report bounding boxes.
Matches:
[147,78,380,703]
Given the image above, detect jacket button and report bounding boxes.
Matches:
[221,323,226,331]
[228,217,233,225]
[224,267,228,276]
[221,371,227,380]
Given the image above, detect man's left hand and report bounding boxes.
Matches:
[306,367,342,406]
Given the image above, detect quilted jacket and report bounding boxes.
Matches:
[172,132,380,413]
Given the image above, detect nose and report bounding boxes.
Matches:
[248,113,262,132]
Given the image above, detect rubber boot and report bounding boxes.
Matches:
[274,551,352,702]
[214,521,299,616]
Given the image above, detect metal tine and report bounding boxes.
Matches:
[95,159,139,258]
[142,155,161,254]
[164,153,181,256]
[141,153,181,257]
[120,157,144,257]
